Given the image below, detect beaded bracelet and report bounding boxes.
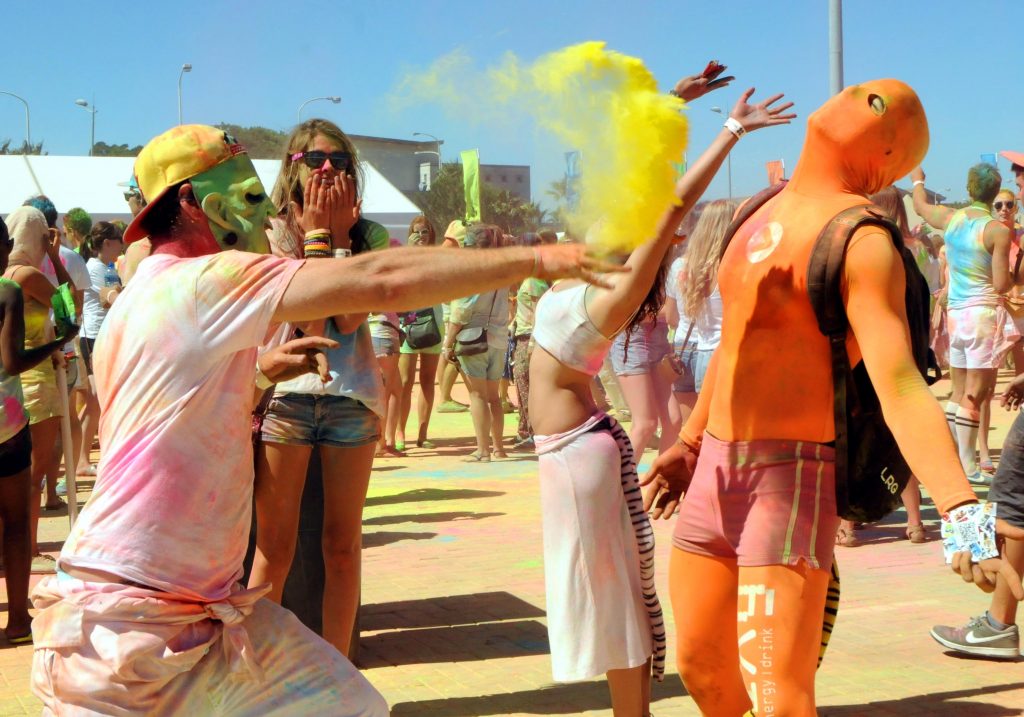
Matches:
[304,228,332,239]
[303,235,332,258]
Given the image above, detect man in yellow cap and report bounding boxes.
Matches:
[28,125,619,715]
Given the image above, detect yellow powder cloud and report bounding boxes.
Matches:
[394,41,689,252]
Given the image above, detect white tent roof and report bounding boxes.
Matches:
[0,155,421,237]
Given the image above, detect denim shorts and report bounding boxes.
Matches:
[261,393,380,448]
[371,334,399,358]
[671,342,699,393]
[694,348,714,393]
[990,410,1024,529]
[611,322,671,376]
[458,345,505,381]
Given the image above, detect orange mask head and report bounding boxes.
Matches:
[797,79,929,196]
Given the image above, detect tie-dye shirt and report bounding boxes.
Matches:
[945,207,999,310]
[0,278,29,444]
[59,250,303,601]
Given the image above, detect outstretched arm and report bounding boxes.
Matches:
[274,243,622,324]
[910,167,955,230]
[587,88,796,335]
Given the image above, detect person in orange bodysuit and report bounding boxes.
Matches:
[642,80,1024,716]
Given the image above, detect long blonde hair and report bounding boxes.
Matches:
[270,118,364,215]
[681,199,739,319]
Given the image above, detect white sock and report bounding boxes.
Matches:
[954,406,980,476]
[945,401,958,441]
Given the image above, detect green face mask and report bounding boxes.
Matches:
[189,154,276,253]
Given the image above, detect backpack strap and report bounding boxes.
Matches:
[717,181,788,259]
[805,205,901,514]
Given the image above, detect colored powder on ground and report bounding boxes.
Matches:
[393,41,689,252]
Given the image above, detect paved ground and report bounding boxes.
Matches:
[2,375,1023,715]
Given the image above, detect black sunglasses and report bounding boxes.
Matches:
[291,151,353,170]
[995,201,1017,211]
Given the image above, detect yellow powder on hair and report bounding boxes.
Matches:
[393,41,688,252]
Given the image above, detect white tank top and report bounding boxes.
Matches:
[532,284,613,376]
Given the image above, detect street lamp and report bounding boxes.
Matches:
[297,96,341,122]
[74,98,97,156]
[0,90,31,150]
[178,63,192,125]
[710,107,732,200]
[413,132,442,171]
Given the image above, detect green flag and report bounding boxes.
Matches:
[461,149,481,224]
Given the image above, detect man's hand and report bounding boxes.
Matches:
[639,440,698,519]
[532,244,629,288]
[258,336,339,385]
[1000,373,1024,410]
[55,318,80,343]
[910,167,926,185]
[672,63,735,102]
[46,228,62,260]
[729,89,797,133]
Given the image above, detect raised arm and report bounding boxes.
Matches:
[587,88,796,335]
[910,167,955,230]
[273,243,621,324]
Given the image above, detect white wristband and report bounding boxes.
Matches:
[724,117,746,139]
[333,248,352,258]
[255,361,274,390]
[913,180,926,188]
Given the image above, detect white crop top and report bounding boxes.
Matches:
[532,284,613,376]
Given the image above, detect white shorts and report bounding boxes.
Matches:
[948,305,999,370]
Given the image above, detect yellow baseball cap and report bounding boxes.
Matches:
[123,124,248,244]
[443,219,467,246]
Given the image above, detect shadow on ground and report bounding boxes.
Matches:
[820,681,1024,716]
[361,619,550,667]
[365,488,505,507]
[390,675,687,716]
[364,511,505,526]
[362,591,544,631]
[364,531,438,548]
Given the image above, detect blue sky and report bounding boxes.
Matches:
[3,0,1021,207]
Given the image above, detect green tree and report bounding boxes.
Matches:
[413,162,549,236]
[215,123,288,159]
[91,141,143,157]
[0,139,45,155]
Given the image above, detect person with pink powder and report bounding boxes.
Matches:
[27,124,619,715]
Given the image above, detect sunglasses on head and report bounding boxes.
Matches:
[291,151,353,171]
[995,200,1017,211]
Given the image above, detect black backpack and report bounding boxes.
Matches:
[722,183,940,522]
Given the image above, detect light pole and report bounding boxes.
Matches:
[710,107,732,199]
[829,0,844,96]
[178,63,192,125]
[412,132,442,171]
[74,98,97,156]
[0,90,31,151]
[297,96,341,123]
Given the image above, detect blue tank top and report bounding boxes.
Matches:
[946,206,998,309]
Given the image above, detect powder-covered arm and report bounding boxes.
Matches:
[843,227,977,513]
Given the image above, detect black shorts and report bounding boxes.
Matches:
[79,336,97,375]
[0,424,32,477]
[990,410,1024,529]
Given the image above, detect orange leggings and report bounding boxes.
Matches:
[670,548,829,716]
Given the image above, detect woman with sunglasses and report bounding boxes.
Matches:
[979,189,1024,475]
[249,118,387,658]
[396,215,445,452]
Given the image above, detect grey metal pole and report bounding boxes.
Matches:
[178,64,192,125]
[726,154,733,201]
[0,91,31,150]
[829,0,844,95]
[90,105,95,157]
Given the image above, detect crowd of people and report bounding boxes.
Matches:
[0,61,1023,716]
